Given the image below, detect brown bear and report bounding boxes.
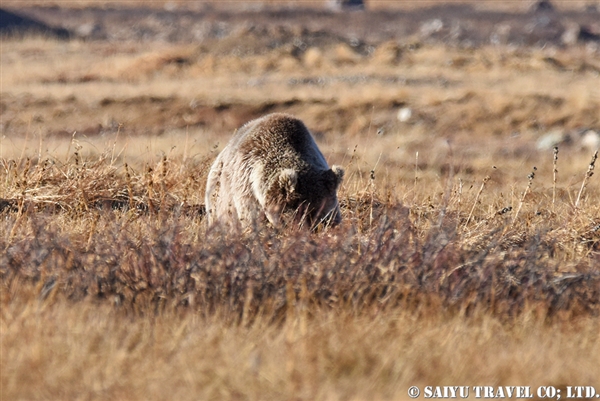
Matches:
[205,113,344,229]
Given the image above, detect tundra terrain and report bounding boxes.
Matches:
[1,2,600,400]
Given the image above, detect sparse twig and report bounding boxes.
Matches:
[65,131,77,163]
[369,153,382,227]
[146,166,156,215]
[457,178,463,208]
[38,130,44,162]
[344,144,358,198]
[438,139,454,227]
[574,150,597,210]
[160,155,168,202]
[17,158,31,216]
[110,123,123,166]
[125,163,135,210]
[413,151,419,205]
[159,155,168,222]
[18,118,31,167]
[552,146,558,212]
[513,166,536,224]
[181,126,189,175]
[463,175,490,230]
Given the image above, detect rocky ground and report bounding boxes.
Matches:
[2,2,600,47]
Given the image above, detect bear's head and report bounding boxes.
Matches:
[267,165,344,228]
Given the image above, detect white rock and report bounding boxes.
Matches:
[536,129,566,150]
[420,19,444,38]
[397,107,412,122]
[581,130,600,151]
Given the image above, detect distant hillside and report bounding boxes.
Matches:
[0,8,69,38]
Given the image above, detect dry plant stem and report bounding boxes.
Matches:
[513,167,536,224]
[370,153,382,227]
[65,131,76,164]
[463,175,489,230]
[146,166,156,215]
[159,156,168,222]
[343,144,358,203]
[181,127,189,175]
[574,149,598,210]
[552,146,558,212]
[367,105,375,136]
[438,140,454,226]
[160,155,168,201]
[110,124,122,166]
[19,158,30,215]
[18,120,31,167]
[413,151,419,204]
[370,171,375,227]
[125,163,135,210]
[38,130,43,161]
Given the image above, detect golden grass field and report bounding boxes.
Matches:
[1,2,600,400]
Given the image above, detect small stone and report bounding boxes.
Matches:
[581,130,600,152]
[397,107,412,123]
[536,130,567,151]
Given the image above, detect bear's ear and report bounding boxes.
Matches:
[331,165,344,186]
[278,168,297,198]
[323,166,344,193]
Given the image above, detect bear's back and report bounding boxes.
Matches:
[232,113,329,172]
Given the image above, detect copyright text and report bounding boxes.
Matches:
[406,386,599,399]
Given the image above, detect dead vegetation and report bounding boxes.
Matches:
[2,145,599,318]
[1,136,599,399]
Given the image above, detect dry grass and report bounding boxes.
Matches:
[3,296,599,400]
[1,135,599,399]
[1,20,600,400]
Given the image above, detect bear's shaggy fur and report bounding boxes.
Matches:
[205,113,344,228]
